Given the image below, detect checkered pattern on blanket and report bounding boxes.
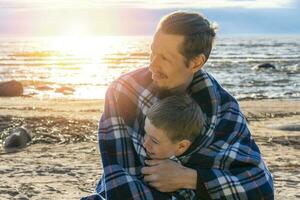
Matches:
[84,67,274,200]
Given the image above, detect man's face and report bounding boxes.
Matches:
[149,30,195,91]
[143,118,181,159]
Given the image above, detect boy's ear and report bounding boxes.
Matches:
[189,54,206,73]
[176,139,191,156]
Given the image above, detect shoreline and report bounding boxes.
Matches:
[0,97,299,199]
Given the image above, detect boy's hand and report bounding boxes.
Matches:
[141,159,197,192]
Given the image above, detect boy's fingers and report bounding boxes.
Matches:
[141,166,154,174]
[143,174,158,182]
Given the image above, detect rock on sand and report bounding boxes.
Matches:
[0,80,23,97]
[3,128,32,152]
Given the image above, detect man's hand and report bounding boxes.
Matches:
[141,159,197,192]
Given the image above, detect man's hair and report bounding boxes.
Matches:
[157,11,217,66]
[146,95,204,142]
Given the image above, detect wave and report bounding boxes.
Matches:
[10,51,71,57]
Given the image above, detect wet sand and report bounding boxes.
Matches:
[0,98,299,199]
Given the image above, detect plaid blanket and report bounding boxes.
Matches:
[82,67,274,200]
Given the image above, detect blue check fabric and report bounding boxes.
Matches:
[83,67,274,200]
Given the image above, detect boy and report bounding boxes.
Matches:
[143,95,205,160]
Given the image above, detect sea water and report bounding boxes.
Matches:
[0,35,299,100]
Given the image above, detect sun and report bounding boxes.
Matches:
[49,37,100,59]
[62,18,93,37]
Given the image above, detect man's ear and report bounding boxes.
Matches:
[189,54,206,73]
[175,139,191,156]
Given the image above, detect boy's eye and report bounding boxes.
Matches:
[144,132,159,144]
[151,138,159,144]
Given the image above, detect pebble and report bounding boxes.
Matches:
[13,194,29,200]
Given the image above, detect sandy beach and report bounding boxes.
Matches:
[0,97,299,200]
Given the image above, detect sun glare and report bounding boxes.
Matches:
[45,15,121,60]
[48,36,117,60]
[44,36,129,97]
[63,19,92,37]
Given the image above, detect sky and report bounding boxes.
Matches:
[0,0,299,36]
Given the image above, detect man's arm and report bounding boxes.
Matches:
[142,159,197,191]
[141,146,274,200]
[142,159,212,199]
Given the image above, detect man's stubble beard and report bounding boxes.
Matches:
[152,80,173,98]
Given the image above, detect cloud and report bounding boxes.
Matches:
[143,0,294,9]
[0,0,295,10]
[0,0,298,36]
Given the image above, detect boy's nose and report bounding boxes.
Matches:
[143,137,150,150]
[143,139,147,148]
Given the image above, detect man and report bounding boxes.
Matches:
[83,11,274,199]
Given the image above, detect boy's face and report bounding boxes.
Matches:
[143,118,189,159]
